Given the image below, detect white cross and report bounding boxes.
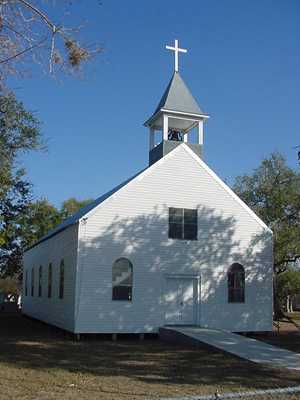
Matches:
[166,39,187,73]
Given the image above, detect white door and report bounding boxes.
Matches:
[164,278,197,325]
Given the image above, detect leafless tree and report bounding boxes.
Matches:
[0,0,102,86]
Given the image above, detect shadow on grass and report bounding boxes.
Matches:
[250,319,300,354]
[1,314,300,392]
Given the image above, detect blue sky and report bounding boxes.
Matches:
[10,0,300,207]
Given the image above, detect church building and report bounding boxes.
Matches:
[22,41,273,334]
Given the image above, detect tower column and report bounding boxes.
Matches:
[197,120,204,145]
[163,114,168,141]
[149,128,155,150]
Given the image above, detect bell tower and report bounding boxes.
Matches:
[144,40,209,166]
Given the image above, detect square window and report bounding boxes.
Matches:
[168,208,198,240]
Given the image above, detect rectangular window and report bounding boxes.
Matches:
[112,286,132,301]
[184,209,198,240]
[228,287,245,303]
[169,208,198,240]
[38,266,42,297]
[25,270,28,296]
[228,273,245,303]
[59,260,64,299]
[31,268,34,297]
[169,208,183,239]
[48,263,52,298]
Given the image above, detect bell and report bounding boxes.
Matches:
[168,129,183,142]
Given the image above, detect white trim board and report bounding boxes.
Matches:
[161,108,210,119]
[164,274,200,279]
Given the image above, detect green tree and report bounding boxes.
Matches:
[0,92,42,175]
[0,92,42,277]
[60,197,93,219]
[277,269,300,313]
[20,196,94,246]
[19,197,93,251]
[20,199,61,249]
[0,169,31,277]
[233,152,300,275]
[0,276,20,302]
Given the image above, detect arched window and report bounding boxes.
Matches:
[38,266,42,297]
[228,263,245,303]
[112,258,133,301]
[59,260,64,299]
[48,263,52,298]
[31,267,35,297]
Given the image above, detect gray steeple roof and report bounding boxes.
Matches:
[147,72,206,124]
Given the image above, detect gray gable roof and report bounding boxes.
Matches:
[152,71,205,117]
[26,168,146,251]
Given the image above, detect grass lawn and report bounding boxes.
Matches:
[0,315,300,400]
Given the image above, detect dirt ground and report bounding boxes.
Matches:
[0,314,300,400]
[249,313,300,353]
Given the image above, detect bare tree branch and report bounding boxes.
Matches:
[0,0,102,85]
[17,0,56,30]
[0,35,48,64]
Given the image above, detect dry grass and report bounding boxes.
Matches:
[0,314,300,400]
[288,312,300,322]
[250,314,300,353]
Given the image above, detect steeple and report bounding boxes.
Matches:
[144,40,209,166]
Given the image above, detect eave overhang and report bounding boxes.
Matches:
[144,108,210,129]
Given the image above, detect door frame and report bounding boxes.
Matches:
[163,274,201,326]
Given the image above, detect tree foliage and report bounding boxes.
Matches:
[233,152,300,274]
[0,276,20,296]
[0,92,42,277]
[0,0,102,85]
[60,197,93,219]
[0,169,31,277]
[20,197,94,250]
[277,269,300,312]
[0,91,42,173]
[19,198,61,248]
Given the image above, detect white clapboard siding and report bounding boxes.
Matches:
[22,224,78,332]
[74,145,273,334]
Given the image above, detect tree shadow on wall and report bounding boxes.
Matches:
[75,204,272,333]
